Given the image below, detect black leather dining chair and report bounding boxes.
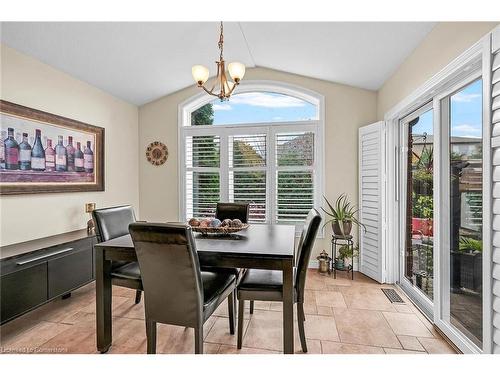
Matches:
[92,205,143,304]
[129,222,237,354]
[213,202,250,285]
[215,202,250,223]
[236,208,322,353]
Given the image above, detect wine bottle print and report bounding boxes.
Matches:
[1,102,103,195]
[45,139,56,172]
[18,132,32,170]
[84,140,94,173]
[0,129,6,169]
[66,136,75,172]
[55,135,67,172]
[31,129,46,171]
[75,142,84,172]
[4,128,19,170]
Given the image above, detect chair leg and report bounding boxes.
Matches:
[194,325,204,354]
[135,290,142,304]
[228,291,236,335]
[249,300,254,314]
[237,298,245,349]
[297,302,307,353]
[146,319,157,354]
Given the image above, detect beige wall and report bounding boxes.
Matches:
[0,44,140,246]
[139,67,377,259]
[377,22,499,119]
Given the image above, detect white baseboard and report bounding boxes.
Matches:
[308,259,359,271]
[308,260,319,269]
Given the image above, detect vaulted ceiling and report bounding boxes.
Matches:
[0,22,435,105]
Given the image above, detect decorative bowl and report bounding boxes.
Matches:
[191,224,249,235]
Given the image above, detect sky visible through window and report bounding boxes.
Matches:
[207,92,318,125]
[451,79,482,138]
[413,79,482,138]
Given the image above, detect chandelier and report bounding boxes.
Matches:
[191,22,245,101]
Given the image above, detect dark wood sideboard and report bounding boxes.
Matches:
[0,229,96,324]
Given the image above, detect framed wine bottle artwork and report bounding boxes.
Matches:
[0,100,104,195]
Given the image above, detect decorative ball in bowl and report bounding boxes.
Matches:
[188,217,249,235]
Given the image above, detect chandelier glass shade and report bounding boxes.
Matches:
[191,22,245,101]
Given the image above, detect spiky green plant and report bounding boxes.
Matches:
[321,194,366,235]
[458,237,482,253]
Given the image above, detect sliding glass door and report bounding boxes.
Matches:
[398,73,485,353]
[399,103,435,316]
[439,77,484,350]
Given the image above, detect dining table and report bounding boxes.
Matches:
[94,224,296,354]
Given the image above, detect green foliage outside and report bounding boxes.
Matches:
[191,104,214,126]
[412,193,433,219]
[412,144,433,220]
[459,236,482,253]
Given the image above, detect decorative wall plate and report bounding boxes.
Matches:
[146,141,168,166]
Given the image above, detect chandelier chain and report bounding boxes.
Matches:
[218,21,224,61]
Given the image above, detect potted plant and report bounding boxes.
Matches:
[412,193,433,237]
[336,244,359,270]
[454,236,483,292]
[322,194,366,236]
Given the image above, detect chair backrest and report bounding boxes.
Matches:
[215,202,249,223]
[92,205,136,243]
[129,222,203,327]
[295,208,322,302]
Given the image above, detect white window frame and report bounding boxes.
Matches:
[178,80,325,235]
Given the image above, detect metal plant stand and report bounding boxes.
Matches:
[331,234,354,280]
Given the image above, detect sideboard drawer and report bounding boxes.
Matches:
[48,246,93,299]
[0,263,48,323]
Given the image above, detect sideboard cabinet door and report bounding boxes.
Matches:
[47,245,93,299]
[0,263,48,323]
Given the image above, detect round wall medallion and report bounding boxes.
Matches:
[146,141,168,166]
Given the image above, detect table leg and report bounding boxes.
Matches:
[282,259,294,354]
[96,248,112,353]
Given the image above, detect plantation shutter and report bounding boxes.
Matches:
[490,26,500,354]
[275,132,315,224]
[185,135,220,219]
[228,134,267,222]
[359,121,386,283]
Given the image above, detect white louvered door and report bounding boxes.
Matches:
[490,26,500,355]
[359,121,386,283]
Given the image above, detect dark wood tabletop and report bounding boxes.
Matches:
[95,224,295,258]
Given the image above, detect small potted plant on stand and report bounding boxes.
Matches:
[322,194,365,236]
[336,244,359,271]
[322,194,365,278]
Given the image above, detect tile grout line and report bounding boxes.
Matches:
[379,305,432,353]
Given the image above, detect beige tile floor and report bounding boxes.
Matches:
[0,270,457,354]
